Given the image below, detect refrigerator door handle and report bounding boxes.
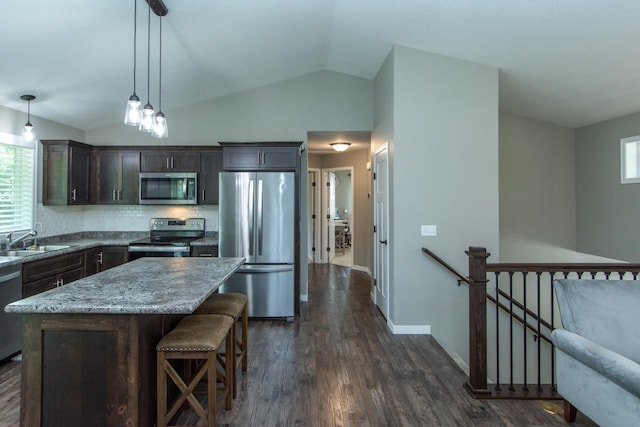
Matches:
[257,179,263,255]
[248,179,255,256]
[237,265,294,274]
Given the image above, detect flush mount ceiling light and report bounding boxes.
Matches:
[20,94,36,142]
[331,142,351,152]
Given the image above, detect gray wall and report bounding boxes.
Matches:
[499,112,576,259]
[376,45,500,362]
[575,111,640,261]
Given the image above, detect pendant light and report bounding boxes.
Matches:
[153,14,168,138]
[139,0,155,132]
[20,95,36,142]
[124,0,141,126]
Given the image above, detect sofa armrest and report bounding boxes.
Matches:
[552,329,640,398]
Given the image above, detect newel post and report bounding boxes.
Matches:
[465,246,491,396]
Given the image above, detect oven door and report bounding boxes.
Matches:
[128,245,191,260]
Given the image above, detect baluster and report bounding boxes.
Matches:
[522,271,529,392]
[508,271,515,392]
[536,272,543,393]
[495,271,501,392]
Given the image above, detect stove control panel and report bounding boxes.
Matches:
[150,218,205,231]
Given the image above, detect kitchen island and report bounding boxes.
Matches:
[5,256,244,427]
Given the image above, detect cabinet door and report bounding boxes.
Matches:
[119,151,140,204]
[23,275,57,298]
[260,147,299,169]
[22,252,85,284]
[94,151,120,204]
[59,267,85,287]
[199,151,223,204]
[141,150,200,172]
[84,247,102,276]
[223,147,261,170]
[100,246,129,271]
[42,143,69,205]
[69,146,91,204]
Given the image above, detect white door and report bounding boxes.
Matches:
[323,171,336,263]
[374,144,390,319]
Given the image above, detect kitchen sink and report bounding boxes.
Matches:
[1,245,72,257]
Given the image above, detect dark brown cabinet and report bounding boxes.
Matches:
[140,150,200,172]
[222,145,299,170]
[41,140,92,205]
[93,149,140,204]
[190,245,218,257]
[199,150,223,204]
[85,246,129,276]
[22,252,86,298]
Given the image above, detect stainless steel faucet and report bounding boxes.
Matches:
[5,230,38,250]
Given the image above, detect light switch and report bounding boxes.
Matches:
[421,225,437,236]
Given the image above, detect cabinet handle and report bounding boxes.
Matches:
[166,157,170,169]
[71,189,77,201]
[201,189,205,201]
[112,189,117,201]
[97,251,103,265]
[257,152,261,164]
[56,278,63,287]
[171,157,175,169]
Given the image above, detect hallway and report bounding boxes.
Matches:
[0,264,596,426]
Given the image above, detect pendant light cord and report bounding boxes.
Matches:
[146,0,151,104]
[132,0,137,93]
[158,16,162,110]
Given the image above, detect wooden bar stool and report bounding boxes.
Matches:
[194,293,248,398]
[156,314,234,427]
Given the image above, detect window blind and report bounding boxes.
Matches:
[0,138,35,233]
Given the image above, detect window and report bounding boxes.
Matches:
[0,132,35,233]
[621,135,640,184]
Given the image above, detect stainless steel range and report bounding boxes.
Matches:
[128,218,205,260]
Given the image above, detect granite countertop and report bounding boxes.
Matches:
[0,232,219,268]
[5,257,244,314]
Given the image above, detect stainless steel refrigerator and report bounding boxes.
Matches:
[218,171,295,318]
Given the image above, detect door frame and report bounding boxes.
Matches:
[307,168,322,263]
[373,143,390,319]
[320,166,355,266]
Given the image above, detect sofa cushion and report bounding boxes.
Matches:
[553,279,640,363]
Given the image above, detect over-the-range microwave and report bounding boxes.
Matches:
[139,172,198,205]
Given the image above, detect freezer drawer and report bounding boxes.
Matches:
[219,264,294,319]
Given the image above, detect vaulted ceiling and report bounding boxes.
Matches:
[2,0,640,131]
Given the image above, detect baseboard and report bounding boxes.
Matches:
[387,320,431,335]
[300,294,308,302]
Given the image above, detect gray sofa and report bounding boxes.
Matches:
[552,279,640,426]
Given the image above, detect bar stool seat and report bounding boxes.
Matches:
[194,293,248,398]
[157,314,234,427]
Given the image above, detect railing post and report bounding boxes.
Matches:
[465,246,491,396]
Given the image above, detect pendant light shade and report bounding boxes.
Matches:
[153,15,168,138]
[20,94,36,142]
[124,0,141,126]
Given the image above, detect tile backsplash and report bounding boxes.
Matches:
[35,204,219,237]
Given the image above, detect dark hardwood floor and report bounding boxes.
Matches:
[0,263,596,426]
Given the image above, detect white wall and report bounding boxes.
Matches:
[384,46,500,364]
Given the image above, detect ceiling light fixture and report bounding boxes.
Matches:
[153,14,168,138]
[331,142,351,152]
[20,94,36,142]
[139,0,156,132]
[124,0,141,126]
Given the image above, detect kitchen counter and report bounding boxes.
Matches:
[6,257,243,314]
[12,256,242,427]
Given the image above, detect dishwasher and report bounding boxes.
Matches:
[0,264,22,361]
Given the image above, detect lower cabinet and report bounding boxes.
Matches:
[190,245,218,257]
[22,252,86,298]
[85,246,129,276]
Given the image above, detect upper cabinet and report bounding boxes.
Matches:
[41,140,92,205]
[92,149,140,204]
[199,149,223,205]
[140,149,200,172]
[221,144,300,171]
